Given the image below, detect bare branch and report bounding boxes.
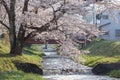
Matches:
[51,5,58,25]
[22,0,29,13]
[0,20,9,30]
[1,0,10,14]
[24,31,36,41]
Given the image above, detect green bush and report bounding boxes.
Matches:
[109,70,120,78]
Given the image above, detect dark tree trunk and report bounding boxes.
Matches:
[9,0,29,55]
[9,24,25,55]
[1,0,29,55]
[9,37,24,55]
[8,0,19,55]
[10,42,24,55]
[14,40,24,55]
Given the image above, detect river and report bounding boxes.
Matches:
[42,51,119,80]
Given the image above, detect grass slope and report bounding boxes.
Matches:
[81,39,120,66]
[0,39,45,80]
[81,39,120,78]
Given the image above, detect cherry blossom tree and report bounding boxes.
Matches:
[0,0,120,56]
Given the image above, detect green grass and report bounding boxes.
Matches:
[23,47,46,57]
[0,39,45,80]
[109,70,120,78]
[81,39,120,67]
[81,55,120,67]
[80,39,120,78]
[0,71,44,80]
[30,44,43,52]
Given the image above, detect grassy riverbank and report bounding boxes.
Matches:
[0,39,45,80]
[80,39,120,78]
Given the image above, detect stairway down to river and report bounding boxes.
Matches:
[42,54,92,75]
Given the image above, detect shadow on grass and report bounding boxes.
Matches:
[0,71,24,80]
[0,70,44,80]
[23,47,46,57]
[0,53,16,58]
[82,39,120,57]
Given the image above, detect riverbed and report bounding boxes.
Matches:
[42,52,119,80]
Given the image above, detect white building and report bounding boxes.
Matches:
[97,10,120,41]
[85,3,120,41]
[83,0,120,41]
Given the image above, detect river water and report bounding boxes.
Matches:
[42,52,120,80]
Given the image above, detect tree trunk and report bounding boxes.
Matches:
[9,25,24,55]
[10,40,24,55]
[9,29,17,55]
[10,47,23,55]
[14,40,24,55]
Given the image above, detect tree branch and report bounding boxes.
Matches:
[0,20,9,30]
[25,1,67,40]
[28,2,67,32]
[17,0,30,40]
[22,0,29,13]
[1,0,10,14]
[24,31,36,41]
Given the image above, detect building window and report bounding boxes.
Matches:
[103,15,108,19]
[96,0,103,2]
[104,31,109,36]
[96,13,102,20]
[115,29,120,37]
